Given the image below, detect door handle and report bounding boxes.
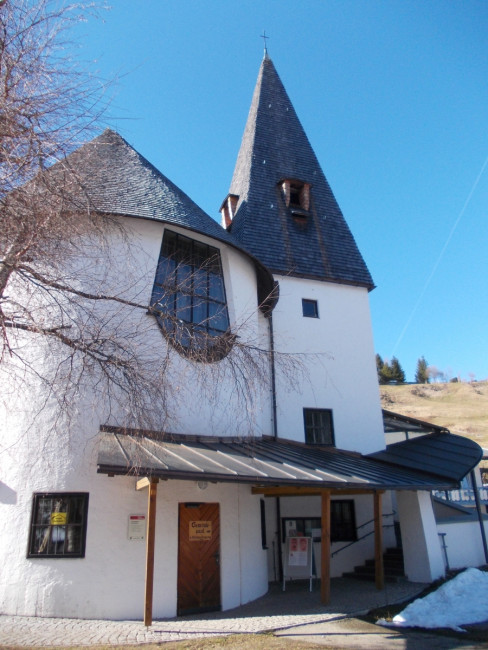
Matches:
[213,552,220,566]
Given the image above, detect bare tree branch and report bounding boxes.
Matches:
[0,1,310,445]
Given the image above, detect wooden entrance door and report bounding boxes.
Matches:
[177,502,221,615]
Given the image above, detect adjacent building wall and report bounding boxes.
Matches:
[436,517,488,571]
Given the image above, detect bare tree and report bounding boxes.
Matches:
[1,0,107,338]
[0,2,303,437]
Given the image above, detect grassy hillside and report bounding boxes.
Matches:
[380,381,488,451]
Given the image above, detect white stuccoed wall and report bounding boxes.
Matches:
[396,490,445,582]
[0,216,270,619]
[436,517,488,571]
[0,415,268,619]
[271,275,384,454]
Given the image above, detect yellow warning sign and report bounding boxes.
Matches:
[50,512,67,525]
[189,520,212,541]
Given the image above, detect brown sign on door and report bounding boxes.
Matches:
[189,520,212,541]
[177,503,221,615]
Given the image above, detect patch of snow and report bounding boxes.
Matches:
[377,568,488,632]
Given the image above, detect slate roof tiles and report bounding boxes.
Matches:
[51,129,276,306]
[227,56,374,289]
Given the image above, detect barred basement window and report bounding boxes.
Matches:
[303,408,334,445]
[151,230,232,362]
[28,493,89,558]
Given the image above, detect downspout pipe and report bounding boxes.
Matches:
[269,313,278,440]
[470,469,488,564]
[268,313,283,581]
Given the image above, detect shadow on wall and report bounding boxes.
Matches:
[0,481,17,504]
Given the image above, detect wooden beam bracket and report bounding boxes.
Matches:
[136,476,159,491]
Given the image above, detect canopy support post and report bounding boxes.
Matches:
[144,478,159,626]
[471,470,488,564]
[321,490,331,604]
[374,490,384,590]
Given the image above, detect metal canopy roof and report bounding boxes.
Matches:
[368,432,482,482]
[382,409,450,435]
[97,427,480,491]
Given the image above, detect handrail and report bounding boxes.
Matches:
[331,512,396,558]
[355,511,395,533]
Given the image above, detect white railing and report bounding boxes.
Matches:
[433,487,488,506]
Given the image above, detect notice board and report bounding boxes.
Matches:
[282,536,314,591]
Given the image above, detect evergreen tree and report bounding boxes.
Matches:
[377,358,395,384]
[379,361,392,384]
[415,356,429,384]
[390,357,406,384]
[376,354,384,383]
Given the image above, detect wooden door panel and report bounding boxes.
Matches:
[177,502,220,615]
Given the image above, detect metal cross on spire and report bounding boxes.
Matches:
[261,30,270,57]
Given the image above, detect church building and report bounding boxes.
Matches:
[0,55,481,623]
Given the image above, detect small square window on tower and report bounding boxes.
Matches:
[302,298,318,318]
[280,179,311,218]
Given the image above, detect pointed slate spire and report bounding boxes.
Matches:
[226,58,374,289]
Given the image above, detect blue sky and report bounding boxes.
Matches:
[72,0,487,382]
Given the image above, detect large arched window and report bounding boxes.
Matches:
[151,230,232,361]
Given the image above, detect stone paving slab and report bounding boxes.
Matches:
[0,579,426,647]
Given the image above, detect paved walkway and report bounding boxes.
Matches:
[276,616,488,649]
[0,578,427,647]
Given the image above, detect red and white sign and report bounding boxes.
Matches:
[128,514,146,540]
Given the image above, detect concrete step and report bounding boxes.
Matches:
[342,546,406,583]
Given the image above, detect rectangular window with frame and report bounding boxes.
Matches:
[303,408,334,445]
[302,298,318,318]
[28,493,89,558]
[281,501,357,542]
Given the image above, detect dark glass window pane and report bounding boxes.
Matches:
[209,272,225,302]
[152,288,173,314]
[152,230,231,359]
[208,302,228,332]
[33,527,49,554]
[193,266,208,297]
[156,255,176,286]
[193,241,208,267]
[302,299,318,318]
[303,408,334,445]
[65,526,82,553]
[192,297,208,324]
[176,293,191,322]
[36,499,52,525]
[178,235,192,261]
[176,261,192,293]
[69,497,85,524]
